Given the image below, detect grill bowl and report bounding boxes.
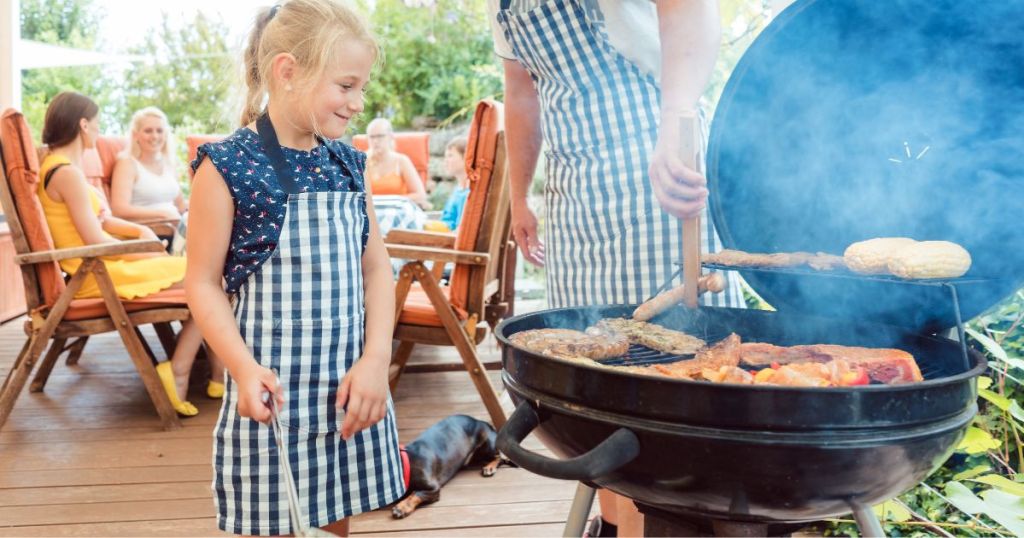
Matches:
[496,305,984,522]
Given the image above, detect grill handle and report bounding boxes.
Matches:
[496,401,640,481]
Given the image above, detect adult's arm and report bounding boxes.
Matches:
[398,154,429,208]
[649,0,721,219]
[504,58,545,266]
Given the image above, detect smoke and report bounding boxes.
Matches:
[706,0,1024,331]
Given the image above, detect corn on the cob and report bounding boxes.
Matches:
[887,241,971,279]
[844,237,918,274]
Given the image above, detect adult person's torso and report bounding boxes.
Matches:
[131,157,180,208]
[367,154,408,195]
[490,0,661,79]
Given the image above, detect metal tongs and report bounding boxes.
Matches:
[264,389,336,537]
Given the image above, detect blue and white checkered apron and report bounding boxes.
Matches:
[497,0,744,308]
[213,190,405,535]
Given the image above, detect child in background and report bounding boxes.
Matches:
[184,1,404,535]
[423,136,470,232]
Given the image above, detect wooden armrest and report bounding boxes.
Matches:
[385,244,489,265]
[15,240,166,265]
[385,229,457,248]
[134,216,181,226]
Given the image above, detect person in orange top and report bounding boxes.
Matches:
[37,91,222,417]
[364,117,429,208]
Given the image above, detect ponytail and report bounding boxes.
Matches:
[240,6,278,126]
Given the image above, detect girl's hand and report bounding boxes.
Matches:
[234,362,283,424]
[336,355,390,440]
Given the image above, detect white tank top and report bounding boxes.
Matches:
[131,157,180,211]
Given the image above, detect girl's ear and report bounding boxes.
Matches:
[272,52,298,92]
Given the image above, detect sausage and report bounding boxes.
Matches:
[632,272,726,321]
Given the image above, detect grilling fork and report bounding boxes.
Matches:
[679,112,702,309]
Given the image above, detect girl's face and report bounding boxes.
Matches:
[444,146,464,176]
[80,115,101,149]
[135,116,166,156]
[303,38,375,140]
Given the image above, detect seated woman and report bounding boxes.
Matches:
[37,92,222,416]
[424,136,471,232]
[110,107,186,222]
[365,118,429,208]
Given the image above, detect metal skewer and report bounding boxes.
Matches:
[264,389,335,537]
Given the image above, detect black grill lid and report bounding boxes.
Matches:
[706,0,1024,332]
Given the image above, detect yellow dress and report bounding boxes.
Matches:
[38,154,186,300]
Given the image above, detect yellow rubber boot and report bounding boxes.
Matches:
[155,361,199,417]
[207,380,225,399]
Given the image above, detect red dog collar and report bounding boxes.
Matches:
[400,445,410,490]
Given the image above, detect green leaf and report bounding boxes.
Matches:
[953,464,992,481]
[944,481,987,513]
[956,427,1002,454]
[979,388,1013,411]
[971,475,1024,497]
[977,375,993,390]
[1010,401,1024,424]
[966,327,1010,362]
[872,500,912,522]
[979,489,1024,536]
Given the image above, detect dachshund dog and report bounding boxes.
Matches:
[391,415,509,518]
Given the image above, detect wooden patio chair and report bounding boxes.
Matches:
[0,108,188,431]
[384,99,514,429]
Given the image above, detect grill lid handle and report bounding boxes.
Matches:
[496,401,639,481]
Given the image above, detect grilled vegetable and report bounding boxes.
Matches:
[887,240,972,279]
[843,237,918,274]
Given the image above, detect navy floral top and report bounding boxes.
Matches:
[191,128,369,295]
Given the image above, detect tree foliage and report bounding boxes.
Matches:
[119,12,236,136]
[19,0,114,140]
[359,0,503,130]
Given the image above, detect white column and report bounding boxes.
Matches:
[0,0,21,111]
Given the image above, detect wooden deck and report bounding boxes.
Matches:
[0,305,586,536]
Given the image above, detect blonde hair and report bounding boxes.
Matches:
[240,0,380,127]
[126,106,176,166]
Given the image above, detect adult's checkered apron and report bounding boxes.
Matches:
[496,0,744,308]
[212,116,405,535]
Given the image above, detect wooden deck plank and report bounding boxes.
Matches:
[0,309,584,536]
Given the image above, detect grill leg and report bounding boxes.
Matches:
[563,483,596,537]
[851,502,885,538]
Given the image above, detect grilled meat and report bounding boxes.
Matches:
[595,318,706,355]
[740,343,923,383]
[639,333,742,379]
[508,328,630,360]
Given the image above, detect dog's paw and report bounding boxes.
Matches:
[481,466,496,477]
[391,506,408,519]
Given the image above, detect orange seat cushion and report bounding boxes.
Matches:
[397,284,467,327]
[1,109,65,306]
[63,287,189,321]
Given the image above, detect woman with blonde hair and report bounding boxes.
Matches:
[37,92,221,418]
[364,117,429,208]
[110,106,187,221]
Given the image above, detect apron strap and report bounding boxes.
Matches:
[256,112,359,195]
[500,0,510,10]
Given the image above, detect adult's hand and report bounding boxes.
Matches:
[511,199,545,267]
[649,120,708,220]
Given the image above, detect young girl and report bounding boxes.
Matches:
[38,91,214,417]
[184,1,404,535]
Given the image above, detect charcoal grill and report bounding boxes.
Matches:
[495,0,1024,535]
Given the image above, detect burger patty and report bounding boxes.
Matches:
[507,328,631,360]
